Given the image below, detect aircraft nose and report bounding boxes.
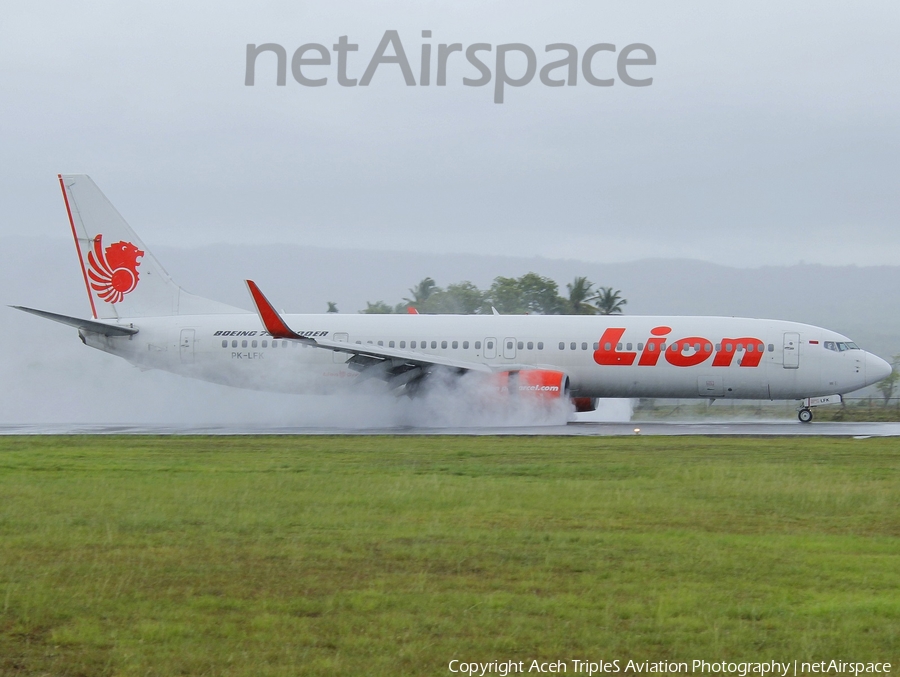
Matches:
[865,352,893,386]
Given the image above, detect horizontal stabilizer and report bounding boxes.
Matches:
[12,305,138,336]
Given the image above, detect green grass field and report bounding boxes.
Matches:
[0,436,897,676]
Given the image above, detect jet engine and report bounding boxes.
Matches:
[491,369,569,401]
[571,397,599,412]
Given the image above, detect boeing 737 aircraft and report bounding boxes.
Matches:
[14,175,893,423]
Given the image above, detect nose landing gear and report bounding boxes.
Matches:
[796,394,842,424]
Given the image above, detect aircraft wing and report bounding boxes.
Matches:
[245,281,493,387]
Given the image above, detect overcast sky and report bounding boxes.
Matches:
[2,1,899,267]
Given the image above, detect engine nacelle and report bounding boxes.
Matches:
[571,397,599,412]
[491,369,569,401]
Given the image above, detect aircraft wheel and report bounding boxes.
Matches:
[798,408,813,423]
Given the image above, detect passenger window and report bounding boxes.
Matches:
[593,342,599,350]
[617,343,623,351]
[431,341,436,349]
[221,340,228,348]
[626,343,632,350]
[757,343,764,352]
[232,340,238,348]
[726,344,733,352]
[253,340,259,348]
[410,341,416,349]
[476,341,482,349]
[747,344,754,352]
[715,343,721,351]
[582,342,588,350]
[241,340,248,348]
[452,341,458,349]
[463,341,469,349]
[389,341,395,348]
[378,341,384,346]
[283,341,288,348]
[570,342,577,350]
[261,340,268,347]
[604,342,611,351]
[441,341,448,349]
[737,344,744,351]
[559,342,565,350]
[637,343,643,351]
[486,341,493,349]
[517,341,523,350]
[768,344,774,352]
[705,343,712,352]
[527,342,533,350]
[537,342,543,350]
[507,341,513,350]
[648,343,655,351]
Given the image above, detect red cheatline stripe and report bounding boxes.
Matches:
[245,280,299,339]
[59,175,98,319]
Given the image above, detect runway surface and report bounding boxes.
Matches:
[2,421,899,436]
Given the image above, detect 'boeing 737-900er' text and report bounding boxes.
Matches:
[13,175,893,423]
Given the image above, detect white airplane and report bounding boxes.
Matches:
[14,175,893,423]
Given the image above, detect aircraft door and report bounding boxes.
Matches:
[783,332,800,369]
[333,332,349,363]
[179,329,195,363]
[503,337,517,359]
[484,337,497,359]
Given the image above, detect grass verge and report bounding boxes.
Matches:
[0,435,897,675]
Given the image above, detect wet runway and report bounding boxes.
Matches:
[2,421,899,436]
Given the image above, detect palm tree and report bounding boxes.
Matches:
[592,287,627,315]
[403,277,439,308]
[326,301,338,313]
[566,276,597,315]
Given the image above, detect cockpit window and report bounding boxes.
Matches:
[824,340,860,352]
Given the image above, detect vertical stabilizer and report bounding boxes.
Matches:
[59,174,242,319]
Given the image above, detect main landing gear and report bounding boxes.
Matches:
[798,408,813,424]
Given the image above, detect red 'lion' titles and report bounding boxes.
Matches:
[594,327,765,368]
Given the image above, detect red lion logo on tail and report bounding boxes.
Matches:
[86,234,144,304]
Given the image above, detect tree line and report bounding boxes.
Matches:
[328,274,627,316]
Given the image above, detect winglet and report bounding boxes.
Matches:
[407,306,419,315]
[245,280,301,339]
